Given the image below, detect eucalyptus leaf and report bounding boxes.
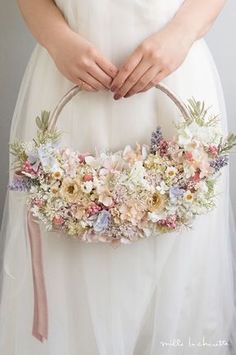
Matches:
[36,116,43,129]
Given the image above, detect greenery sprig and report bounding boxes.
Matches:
[177,98,220,129]
[34,111,61,146]
[218,133,236,154]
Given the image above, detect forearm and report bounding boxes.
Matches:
[17,0,72,54]
[169,0,227,42]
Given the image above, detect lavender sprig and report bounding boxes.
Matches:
[8,177,31,192]
[150,127,163,154]
[210,155,229,172]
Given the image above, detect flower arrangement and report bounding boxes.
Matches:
[9,86,236,245]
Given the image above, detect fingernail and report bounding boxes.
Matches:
[114,94,121,100]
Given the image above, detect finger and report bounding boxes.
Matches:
[138,82,153,93]
[81,83,98,92]
[110,51,143,92]
[72,76,97,92]
[138,70,168,94]
[124,66,160,97]
[96,56,119,79]
[81,72,108,91]
[113,60,152,99]
[88,64,114,89]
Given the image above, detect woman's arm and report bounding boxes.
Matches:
[171,0,227,40]
[17,0,118,91]
[17,0,71,53]
[111,0,227,99]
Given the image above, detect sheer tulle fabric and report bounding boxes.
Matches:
[0,0,235,354]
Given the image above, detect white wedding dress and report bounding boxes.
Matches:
[0,0,235,354]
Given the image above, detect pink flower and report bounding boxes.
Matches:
[208,145,218,157]
[79,152,93,164]
[185,151,193,161]
[79,154,86,163]
[192,172,201,183]
[22,160,38,176]
[52,215,64,226]
[83,174,93,182]
[159,140,169,156]
[33,199,45,208]
[158,215,177,229]
[87,203,102,216]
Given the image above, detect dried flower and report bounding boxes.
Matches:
[210,155,229,172]
[150,127,163,154]
[148,192,166,212]
[93,210,110,233]
[8,97,235,244]
[60,178,80,202]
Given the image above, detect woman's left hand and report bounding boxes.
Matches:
[111,23,195,99]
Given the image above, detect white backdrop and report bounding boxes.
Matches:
[0,0,235,219]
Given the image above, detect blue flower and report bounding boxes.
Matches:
[169,186,185,203]
[93,210,110,233]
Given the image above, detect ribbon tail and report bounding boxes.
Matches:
[27,210,48,342]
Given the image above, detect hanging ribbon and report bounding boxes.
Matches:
[27,210,48,342]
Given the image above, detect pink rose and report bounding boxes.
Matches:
[52,215,64,226]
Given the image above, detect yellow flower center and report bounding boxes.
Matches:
[54,172,61,178]
[67,185,75,194]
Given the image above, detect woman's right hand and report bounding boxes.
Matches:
[49,29,118,92]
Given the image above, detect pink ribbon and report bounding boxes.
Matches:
[27,210,48,342]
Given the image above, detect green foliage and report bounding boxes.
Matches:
[185,98,219,127]
[34,111,61,146]
[9,141,27,169]
[206,178,216,198]
[9,111,62,169]
[218,133,236,154]
[176,98,220,130]
[36,111,50,132]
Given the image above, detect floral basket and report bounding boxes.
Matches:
[9,83,236,343]
[9,83,236,246]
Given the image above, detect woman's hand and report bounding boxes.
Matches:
[49,29,118,92]
[111,23,195,99]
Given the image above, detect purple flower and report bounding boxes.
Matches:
[150,127,163,154]
[210,155,229,172]
[93,210,110,233]
[8,177,31,192]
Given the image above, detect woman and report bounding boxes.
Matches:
[0,0,235,354]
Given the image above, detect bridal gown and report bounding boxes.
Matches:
[0,0,236,354]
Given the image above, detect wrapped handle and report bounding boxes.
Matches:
[48,83,189,132]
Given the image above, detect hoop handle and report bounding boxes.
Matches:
[48,83,189,132]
